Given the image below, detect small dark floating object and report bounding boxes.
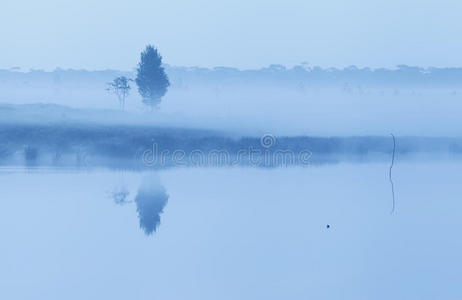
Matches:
[326,224,330,229]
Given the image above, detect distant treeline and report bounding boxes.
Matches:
[1,123,461,169]
[2,64,462,89]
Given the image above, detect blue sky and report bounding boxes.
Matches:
[1,0,461,70]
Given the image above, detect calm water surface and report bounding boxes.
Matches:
[0,162,461,300]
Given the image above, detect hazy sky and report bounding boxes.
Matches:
[1,0,462,70]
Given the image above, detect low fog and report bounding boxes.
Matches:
[1,65,462,137]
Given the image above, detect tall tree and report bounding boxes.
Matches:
[106,76,131,111]
[136,45,170,110]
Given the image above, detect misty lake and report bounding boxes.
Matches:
[1,162,461,300]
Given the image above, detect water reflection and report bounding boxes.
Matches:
[134,177,169,235]
[111,186,131,205]
[111,176,169,235]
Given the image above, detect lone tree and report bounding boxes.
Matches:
[136,45,170,110]
[106,76,131,111]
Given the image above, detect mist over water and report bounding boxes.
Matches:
[2,1,462,298]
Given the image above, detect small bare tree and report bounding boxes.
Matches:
[106,76,132,111]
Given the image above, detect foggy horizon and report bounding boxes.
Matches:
[7,62,462,73]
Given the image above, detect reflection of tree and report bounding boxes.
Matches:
[111,186,130,205]
[135,179,169,235]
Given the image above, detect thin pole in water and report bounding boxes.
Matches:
[389,133,396,214]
